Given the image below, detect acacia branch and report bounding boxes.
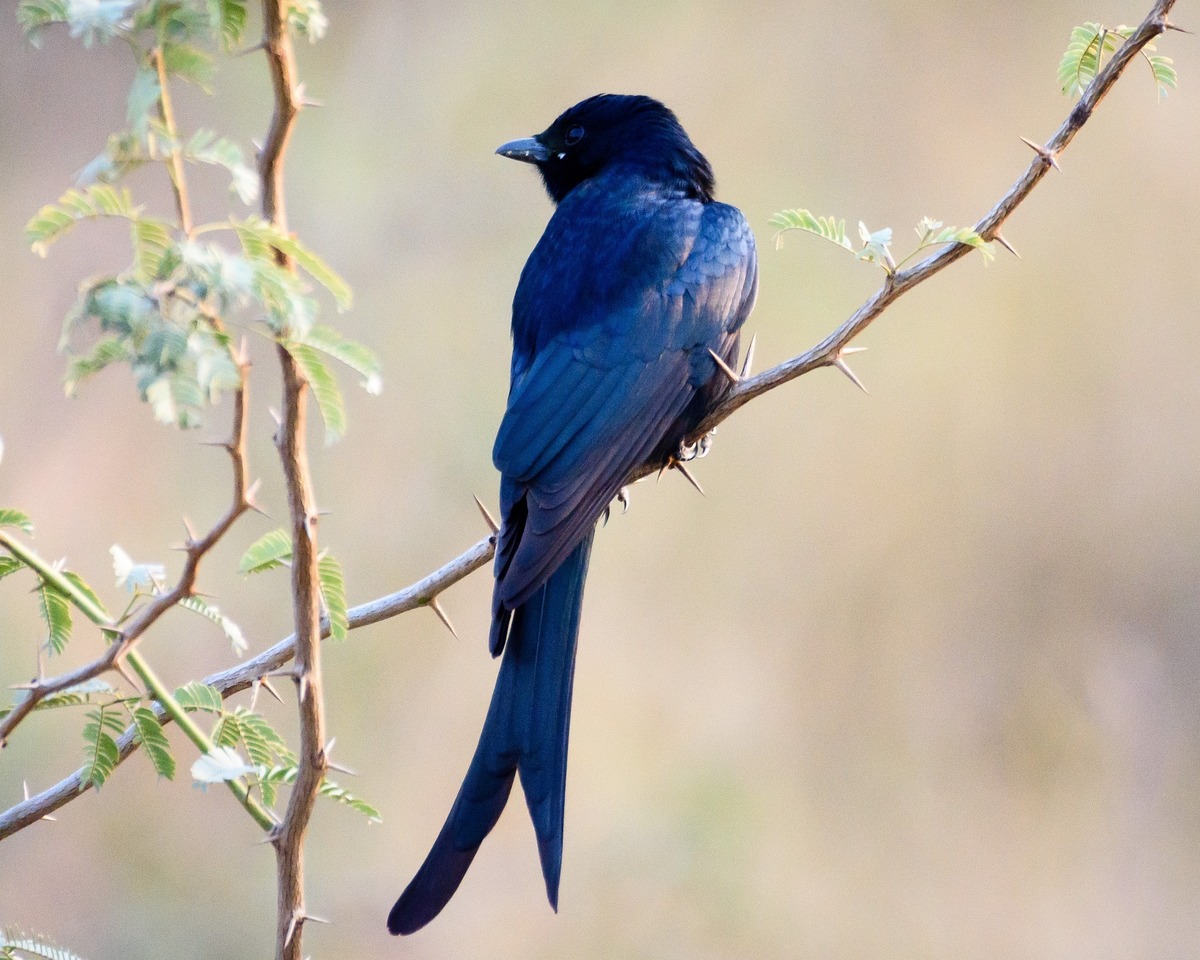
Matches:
[0,535,492,840]
[256,4,329,958]
[0,356,254,746]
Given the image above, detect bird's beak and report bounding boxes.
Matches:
[496,137,551,164]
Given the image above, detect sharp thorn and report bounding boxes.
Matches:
[1019,136,1061,171]
[10,681,38,691]
[707,348,740,384]
[832,355,869,394]
[673,461,706,497]
[181,516,198,542]
[236,40,266,57]
[303,913,330,925]
[114,659,142,693]
[22,781,29,801]
[248,679,261,712]
[1164,20,1191,33]
[268,407,282,427]
[428,597,460,640]
[739,332,757,379]
[992,230,1021,259]
[840,346,868,355]
[259,677,284,705]
[284,912,300,948]
[327,760,358,777]
[472,494,499,534]
[297,672,309,703]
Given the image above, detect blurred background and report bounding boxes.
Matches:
[3,2,1200,957]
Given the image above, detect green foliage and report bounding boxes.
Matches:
[173,680,224,713]
[0,679,119,721]
[0,509,34,535]
[233,216,352,312]
[131,706,176,779]
[286,343,347,444]
[319,553,348,640]
[298,325,383,396]
[36,581,72,656]
[239,528,292,575]
[183,130,258,203]
[1059,22,1177,99]
[178,595,247,655]
[16,1,70,48]
[0,556,25,582]
[25,185,139,257]
[769,209,852,252]
[0,927,90,960]
[772,208,993,274]
[81,705,126,789]
[162,43,215,91]
[208,0,248,50]
[261,765,382,823]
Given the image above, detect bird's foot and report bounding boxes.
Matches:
[677,428,716,462]
[602,486,632,526]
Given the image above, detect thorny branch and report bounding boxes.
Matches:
[0,0,1181,868]
[0,353,255,747]
[257,3,328,958]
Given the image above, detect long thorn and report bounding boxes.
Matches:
[1019,136,1061,171]
[992,230,1021,259]
[832,356,869,394]
[707,348,740,384]
[428,597,460,640]
[673,461,705,497]
[472,494,499,534]
[259,677,284,705]
[739,332,757,379]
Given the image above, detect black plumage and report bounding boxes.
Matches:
[388,94,758,936]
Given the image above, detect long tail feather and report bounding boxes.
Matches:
[388,531,594,934]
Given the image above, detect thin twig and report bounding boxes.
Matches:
[152,47,194,236]
[0,536,492,840]
[257,5,327,959]
[0,358,254,746]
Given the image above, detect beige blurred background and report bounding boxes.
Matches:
[3,2,1200,957]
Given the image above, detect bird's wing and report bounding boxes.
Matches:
[491,198,756,612]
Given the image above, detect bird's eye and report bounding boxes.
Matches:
[565,125,585,146]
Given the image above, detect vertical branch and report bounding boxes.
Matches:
[258,3,327,959]
[151,48,194,236]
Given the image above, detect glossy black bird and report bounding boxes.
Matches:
[388,94,758,935]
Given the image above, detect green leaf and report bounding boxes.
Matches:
[173,680,224,713]
[162,42,214,91]
[184,130,258,204]
[125,66,160,141]
[0,678,118,720]
[207,0,248,49]
[37,580,72,656]
[231,708,292,767]
[17,1,70,47]
[0,927,90,960]
[62,570,109,619]
[287,343,347,444]
[81,705,125,789]
[927,225,995,261]
[131,706,176,779]
[239,528,292,575]
[178,595,248,655]
[319,553,348,641]
[299,326,382,395]
[26,185,140,257]
[0,556,25,582]
[1147,54,1177,98]
[0,508,34,535]
[64,336,133,396]
[234,217,352,310]
[260,765,381,823]
[131,218,174,282]
[769,209,853,253]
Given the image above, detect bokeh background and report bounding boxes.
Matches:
[3,2,1200,958]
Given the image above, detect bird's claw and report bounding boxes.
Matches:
[603,487,632,526]
[677,429,716,462]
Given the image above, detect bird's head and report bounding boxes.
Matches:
[496,94,715,205]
